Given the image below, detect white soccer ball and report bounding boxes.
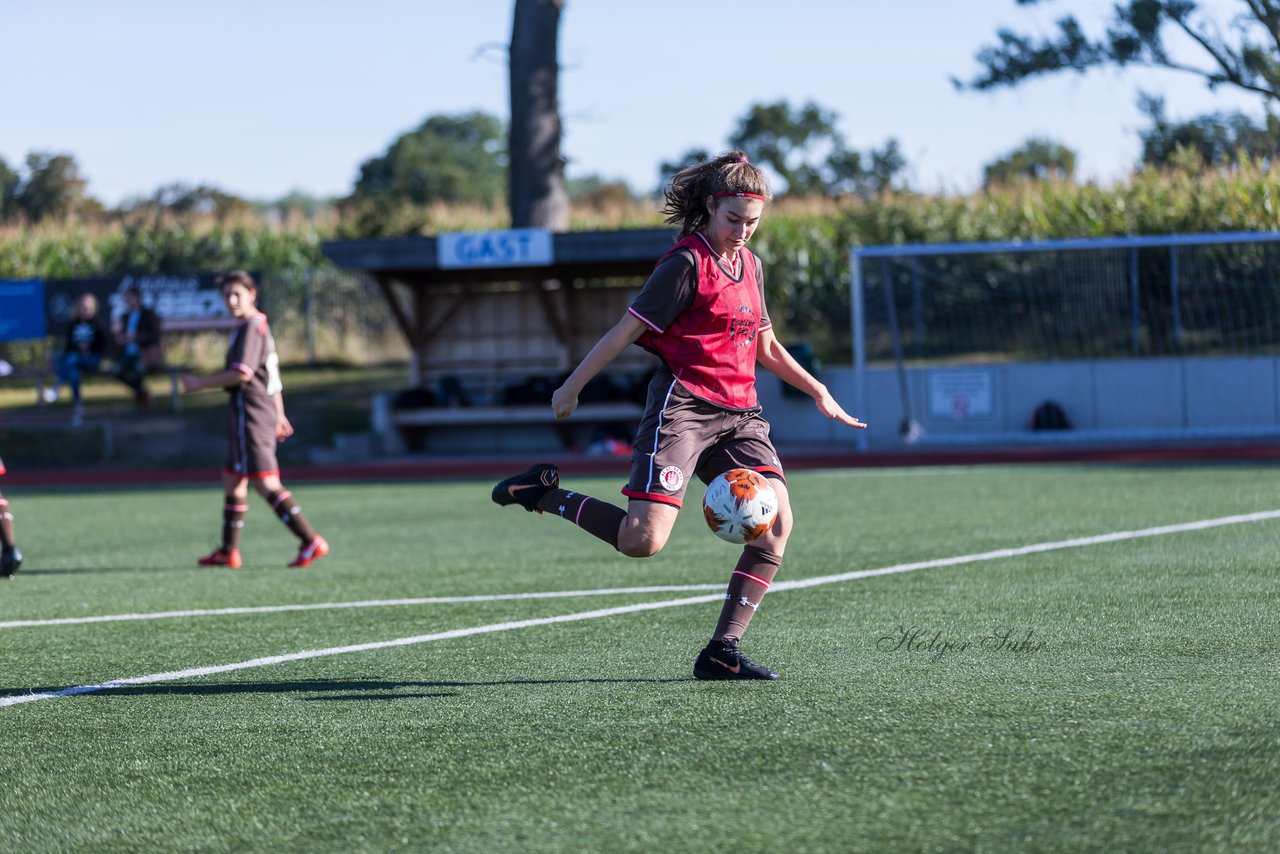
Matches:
[702,468,778,544]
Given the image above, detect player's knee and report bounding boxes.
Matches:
[252,477,283,497]
[759,500,794,549]
[617,529,667,558]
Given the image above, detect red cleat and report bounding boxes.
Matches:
[289,535,329,568]
[198,547,242,570]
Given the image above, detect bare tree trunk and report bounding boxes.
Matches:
[509,0,568,230]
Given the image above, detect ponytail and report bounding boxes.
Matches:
[661,150,772,238]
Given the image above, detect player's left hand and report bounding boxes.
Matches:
[276,416,294,441]
[816,390,867,429]
[551,385,579,421]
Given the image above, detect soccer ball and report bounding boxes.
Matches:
[702,469,777,544]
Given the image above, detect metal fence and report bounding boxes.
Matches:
[258,267,407,366]
[851,231,1280,366]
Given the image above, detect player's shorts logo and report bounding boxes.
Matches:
[658,465,684,492]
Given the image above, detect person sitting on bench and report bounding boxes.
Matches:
[114,286,163,410]
[45,292,107,426]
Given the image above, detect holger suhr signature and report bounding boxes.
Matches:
[877,625,1047,662]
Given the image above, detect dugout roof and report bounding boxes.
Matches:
[320,228,677,382]
[322,228,676,287]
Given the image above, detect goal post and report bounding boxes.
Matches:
[849,230,1280,451]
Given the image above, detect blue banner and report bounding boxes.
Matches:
[0,279,47,342]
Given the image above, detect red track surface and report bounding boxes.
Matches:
[7,442,1280,488]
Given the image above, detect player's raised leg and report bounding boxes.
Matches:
[493,463,680,557]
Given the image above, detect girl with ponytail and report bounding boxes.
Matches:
[492,150,866,680]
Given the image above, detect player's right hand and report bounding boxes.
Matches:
[551,385,579,420]
[180,374,199,393]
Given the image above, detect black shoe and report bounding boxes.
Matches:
[693,638,779,681]
[491,463,559,512]
[0,545,22,579]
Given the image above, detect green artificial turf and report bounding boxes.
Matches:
[0,464,1276,851]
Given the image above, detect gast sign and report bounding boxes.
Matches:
[437,228,553,269]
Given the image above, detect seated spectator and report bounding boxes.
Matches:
[45,292,107,426]
[114,286,163,410]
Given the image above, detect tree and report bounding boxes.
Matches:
[0,157,18,222]
[957,1,1280,104]
[1137,93,1280,165]
[351,112,507,207]
[657,149,712,188]
[715,100,905,198]
[828,139,907,198]
[120,183,254,222]
[983,137,1078,186]
[566,175,637,210]
[508,0,568,229]
[729,101,844,195]
[267,190,336,222]
[15,152,91,222]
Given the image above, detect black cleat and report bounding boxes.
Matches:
[491,463,559,512]
[693,638,779,681]
[0,545,22,579]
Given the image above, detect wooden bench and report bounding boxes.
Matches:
[388,401,644,454]
[0,366,56,407]
[391,401,643,427]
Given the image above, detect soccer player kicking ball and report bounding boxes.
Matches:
[182,271,329,570]
[493,151,866,680]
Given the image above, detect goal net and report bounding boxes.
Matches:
[849,231,1280,441]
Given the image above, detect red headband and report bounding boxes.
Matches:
[713,191,767,200]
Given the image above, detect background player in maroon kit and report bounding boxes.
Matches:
[493,151,866,680]
[181,271,329,569]
[0,456,22,579]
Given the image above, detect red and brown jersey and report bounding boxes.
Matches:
[627,232,771,410]
[226,313,281,399]
[223,314,283,478]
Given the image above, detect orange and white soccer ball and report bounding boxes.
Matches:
[702,468,778,544]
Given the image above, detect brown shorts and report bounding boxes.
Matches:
[622,375,784,508]
[224,399,280,479]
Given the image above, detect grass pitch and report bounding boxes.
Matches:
[0,464,1277,851]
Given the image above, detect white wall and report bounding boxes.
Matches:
[757,356,1280,450]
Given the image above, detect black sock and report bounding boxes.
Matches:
[222,495,246,551]
[537,488,625,550]
[265,489,317,543]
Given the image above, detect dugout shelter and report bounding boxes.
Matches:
[320,227,676,452]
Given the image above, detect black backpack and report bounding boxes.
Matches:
[1030,400,1071,431]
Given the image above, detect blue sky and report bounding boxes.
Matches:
[1,0,1264,205]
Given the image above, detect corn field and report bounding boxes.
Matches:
[3,157,1280,368]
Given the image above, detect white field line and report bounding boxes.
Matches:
[0,585,724,629]
[0,595,723,708]
[3,508,1277,709]
[772,508,1280,591]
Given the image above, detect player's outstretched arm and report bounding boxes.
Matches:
[812,388,867,429]
[551,313,647,420]
[756,328,867,429]
[181,368,248,394]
